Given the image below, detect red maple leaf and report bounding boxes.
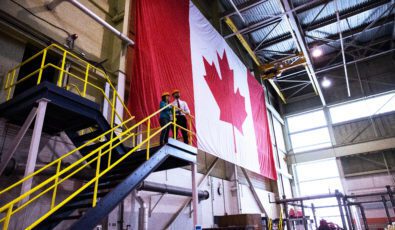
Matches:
[203,51,247,134]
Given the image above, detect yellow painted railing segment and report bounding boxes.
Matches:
[0,104,195,229]
[2,43,132,128]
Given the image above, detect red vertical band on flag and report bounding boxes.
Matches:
[247,72,277,180]
[128,0,194,130]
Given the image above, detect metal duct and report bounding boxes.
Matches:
[135,195,148,230]
[137,181,210,200]
[47,0,134,45]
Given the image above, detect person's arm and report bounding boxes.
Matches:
[183,101,190,114]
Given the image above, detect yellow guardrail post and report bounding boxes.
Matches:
[37,49,47,84]
[83,64,90,97]
[93,149,102,207]
[57,51,67,87]
[111,90,116,128]
[4,72,10,90]
[188,117,192,145]
[108,90,117,165]
[146,119,151,160]
[3,205,13,229]
[173,106,176,139]
[108,131,113,168]
[51,161,62,209]
[6,70,16,101]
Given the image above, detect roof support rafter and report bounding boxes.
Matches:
[223,0,326,38]
[305,0,391,31]
[279,0,326,105]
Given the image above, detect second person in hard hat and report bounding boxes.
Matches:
[171,89,190,144]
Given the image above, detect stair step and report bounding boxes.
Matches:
[61,203,93,212]
[73,130,103,143]
[101,173,129,182]
[76,190,109,201]
[79,142,108,155]
[47,215,83,223]
[97,180,121,190]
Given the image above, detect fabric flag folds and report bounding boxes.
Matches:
[128,0,277,180]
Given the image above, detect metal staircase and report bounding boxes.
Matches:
[0,44,196,229]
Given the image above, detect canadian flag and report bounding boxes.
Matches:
[128,0,277,180]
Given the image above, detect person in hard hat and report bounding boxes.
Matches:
[171,89,190,144]
[159,92,172,145]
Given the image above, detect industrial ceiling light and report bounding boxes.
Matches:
[312,47,323,57]
[321,77,331,88]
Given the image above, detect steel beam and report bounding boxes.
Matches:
[279,0,326,105]
[229,0,246,23]
[256,14,392,53]
[323,3,394,67]
[240,167,268,216]
[0,107,37,175]
[315,48,395,74]
[223,0,325,38]
[305,0,390,31]
[223,15,287,103]
[288,136,395,164]
[221,0,271,18]
[268,79,286,103]
[224,16,261,65]
[335,0,351,97]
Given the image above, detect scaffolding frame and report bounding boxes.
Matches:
[270,185,395,230]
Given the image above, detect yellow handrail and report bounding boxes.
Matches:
[1,43,132,128]
[0,104,195,229]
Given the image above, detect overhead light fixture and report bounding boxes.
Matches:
[312,47,323,57]
[321,77,331,88]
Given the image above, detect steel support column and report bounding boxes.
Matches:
[336,190,347,230]
[359,205,368,230]
[381,195,392,224]
[162,157,219,229]
[316,49,395,74]
[343,197,353,230]
[191,162,199,227]
[386,185,395,215]
[20,99,49,203]
[282,195,291,230]
[300,200,308,230]
[312,203,318,229]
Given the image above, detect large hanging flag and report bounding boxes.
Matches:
[128,0,277,180]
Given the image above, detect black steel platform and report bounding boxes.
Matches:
[0,82,101,135]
